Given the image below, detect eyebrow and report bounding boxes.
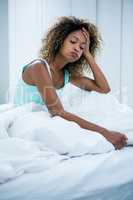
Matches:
[71,35,86,44]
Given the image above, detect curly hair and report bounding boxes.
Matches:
[39,16,102,76]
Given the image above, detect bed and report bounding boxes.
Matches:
[0,83,133,200]
[0,146,133,200]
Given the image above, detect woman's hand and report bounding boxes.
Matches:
[81,27,111,93]
[103,130,128,150]
[81,27,92,59]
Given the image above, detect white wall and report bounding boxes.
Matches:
[0,0,9,104]
[8,0,133,107]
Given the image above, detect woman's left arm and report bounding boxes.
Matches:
[84,52,111,93]
[70,54,111,93]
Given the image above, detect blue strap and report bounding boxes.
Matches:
[64,70,69,85]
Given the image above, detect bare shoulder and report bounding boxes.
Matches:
[22,60,64,116]
[22,60,52,86]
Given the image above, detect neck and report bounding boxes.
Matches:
[49,54,68,72]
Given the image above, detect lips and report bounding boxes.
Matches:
[70,52,79,59]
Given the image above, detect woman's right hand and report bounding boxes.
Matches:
[102,130,128,150]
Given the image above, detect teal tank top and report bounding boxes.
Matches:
[13,59,70,106]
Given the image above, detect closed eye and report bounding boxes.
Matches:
[80,44,86,50]
[70,40,85,50]
[70,40,76,44]
[80,46,84,50]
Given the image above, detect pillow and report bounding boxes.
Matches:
[8,111,114,156]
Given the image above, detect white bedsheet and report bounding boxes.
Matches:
[0,138,67,184]
[0,82,133,199]
[0,147,133,200]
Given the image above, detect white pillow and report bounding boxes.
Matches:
[8,111,114,156]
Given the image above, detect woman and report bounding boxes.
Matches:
[14,16,127,150]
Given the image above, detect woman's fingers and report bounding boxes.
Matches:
[115,135,127,150]
[82,27,89,37]
[109,131,128,150]
[122,135,128,146]
[81,27,90,44]
[123,134,128,140]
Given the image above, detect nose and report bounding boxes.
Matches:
[74,44,80,53]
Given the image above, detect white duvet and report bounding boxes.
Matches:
[0,83,133,183]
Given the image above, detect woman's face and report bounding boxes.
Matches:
[59,30,87,62]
